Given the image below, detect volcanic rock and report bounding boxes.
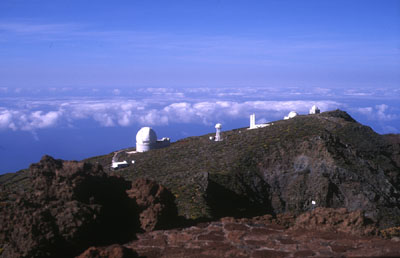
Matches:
[123,211,400,258]
[127,178,179,232]
[291,207,377,235]
[0,156,138,258]
[77,244,138,258]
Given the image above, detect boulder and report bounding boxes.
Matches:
[127,178,178,231]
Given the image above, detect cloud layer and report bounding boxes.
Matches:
[0,87,398,134]
[0,98,341,131]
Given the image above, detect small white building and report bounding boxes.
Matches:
[111,160,129,170]
[250,114,256,129]
[284,111,298,120]
[136,127,170,152]
[248,113,271,130]
[309,105,320,114]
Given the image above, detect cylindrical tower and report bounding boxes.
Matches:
[250,114,256,129]
[215,123,222,141]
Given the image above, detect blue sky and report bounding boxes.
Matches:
[0,0,399,88]
[0,1,400,173]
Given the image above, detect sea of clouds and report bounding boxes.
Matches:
[1,86,398,132]
[0,86,399,173]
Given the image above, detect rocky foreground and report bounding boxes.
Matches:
[0,156,178,257]
[1,155,400,257]
[80,209,400,258]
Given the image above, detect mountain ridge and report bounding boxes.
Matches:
[1,110,400,228]
[81,110,399,227]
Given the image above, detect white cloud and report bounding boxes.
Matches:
[0,97,343,132]
[355,104,397,121]
[1,87,399,139]
[93,113,115,127]
[0,110,17,130]
[139,110,169,126]
[375,104,396,121]
[0,109,60,131]
[20,111,61,131]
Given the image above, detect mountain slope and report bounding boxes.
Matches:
[1,110,399,228]
[83,110,400,227]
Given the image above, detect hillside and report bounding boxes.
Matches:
[1,110,400,229]
[82,110,400,228]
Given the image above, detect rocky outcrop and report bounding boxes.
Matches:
[291,207,376,235]
[127,178,179,232]
[0,156,138,258]
[258,120,400,228]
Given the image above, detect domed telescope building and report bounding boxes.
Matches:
[136,127,170,152]
[284,111,298,120]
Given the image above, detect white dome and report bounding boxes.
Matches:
[284,111,298,120]
[215,123,222,129]
[288,111,298,118]
[136,127,157,144]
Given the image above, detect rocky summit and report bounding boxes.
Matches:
[0,109,400,257]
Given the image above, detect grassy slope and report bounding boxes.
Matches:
[84,110,395,219]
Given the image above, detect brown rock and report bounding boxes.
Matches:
[77,244,138,258]
[293,250,315,257]
[223,223,248,231]
[127,178,178,232]
[197,231,225,241]
[291,207,376,235]
[380,226,400,239]
[278,238,298,244]
[252,250,288,258]
[167,231,192,245]
[225,231,246,243]
[330,244,354,253]
[0,156,138,258]
[125,209,400,258]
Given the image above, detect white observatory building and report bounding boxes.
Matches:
[284,111,298,120]
[309,105,320,114]
[215,123,222,141]
[248,113,271,130]
[136,127,170,152]
[250,114,256,129]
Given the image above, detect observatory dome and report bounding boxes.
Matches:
[288,111,298,118]
[136,127,157,144]
[284,111,298,120]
